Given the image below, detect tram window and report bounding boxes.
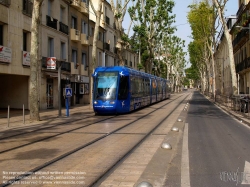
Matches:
[118,76,129,100]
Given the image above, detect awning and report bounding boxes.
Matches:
[44,72,68,79]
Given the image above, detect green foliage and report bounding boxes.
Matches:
[129,0,182,76]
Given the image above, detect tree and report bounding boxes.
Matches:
[89,0,103,108]
[213,0,237,95]
[188,1,216,97]
[109,0,131,66]
[129,0,176,74]
[29,0,43,122]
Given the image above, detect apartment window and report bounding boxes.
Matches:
[48,37,54,57]
[72,49,77,69]
[60,42,66,60]
[103,32,106,42]
[23,32,27,51]
[98,52,102,66]
[23,0,33,16]
[82,52,86,69]
[105,55,108,66]
[48,0,52,16]
[71,16,77,29]
[105,7,107,17]
[98,32,103,41]
[0,25,3,45]
[60,6,65,22]
[91,27,94,36]
[81,21,87,34]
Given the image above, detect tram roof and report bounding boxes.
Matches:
[94,66,167,80]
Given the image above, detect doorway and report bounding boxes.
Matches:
[46,79,53,108]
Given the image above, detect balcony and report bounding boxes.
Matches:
[60,61,71,72]
[81,33,89,45]
[59,22,68,35]
[232,29,249,47]
[22,0,33,17]
[70,28,81,42]
[236,3,245,17]
[104,42,110,51]
[0,0,10,7]
[236,57,250,73]
[80,2,88,15]
[70,0,81,10]
[114,47,118,54]
[46,15,58,30]
[97,41,103,49]
[41,57,71,73]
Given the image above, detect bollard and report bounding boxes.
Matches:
[7,105,10,127]
[23,104,25,124]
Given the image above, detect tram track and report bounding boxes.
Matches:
[0,93,189,187]
[0,94,184,155]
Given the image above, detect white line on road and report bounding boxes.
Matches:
[181,123,191,187]
[242,161,250,184]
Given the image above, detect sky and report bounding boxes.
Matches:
[122,0,238,68]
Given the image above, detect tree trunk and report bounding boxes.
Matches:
[89,0,103,109]
[29,0,43,122]
[214,0,237,95]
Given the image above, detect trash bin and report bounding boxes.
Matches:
[240,96,249,113]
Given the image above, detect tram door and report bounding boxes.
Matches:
[46,79,53,108]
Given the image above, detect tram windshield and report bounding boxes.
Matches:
[94,72,118,100]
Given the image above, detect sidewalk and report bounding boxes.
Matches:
[0,104,94,131]
[205,95,250,128]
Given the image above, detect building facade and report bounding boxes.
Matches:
[0,0,139,111]
[232,0,250,95]
[214,16,236,96]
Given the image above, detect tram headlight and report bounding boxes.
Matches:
[94,101,98,104]
[109,101,115,104]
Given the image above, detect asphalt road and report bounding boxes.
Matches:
[187,91,250,187]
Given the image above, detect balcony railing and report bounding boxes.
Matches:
[46,15,58,30]
[60,61,71,72]
[236,3,245,17]
[0,0,10,7]
[80,2,88,15]
[232,29,249,47]
[81,33,89,45]
[114,47,118,54]
[70,0,81,10]
[104,42,110,51]
[22,0,33,17]
[41,57,71,72]
[70,28,81,41]
[236,57,250,73]
[59,22,68,35]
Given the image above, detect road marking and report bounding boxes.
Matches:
[242,161,250,184]
[181,123,190,187]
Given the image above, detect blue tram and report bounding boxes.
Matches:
[92,66,171,114]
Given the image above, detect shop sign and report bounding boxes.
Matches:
[22,51,30,66]
[47,57,56,69]
[0,45,12,63]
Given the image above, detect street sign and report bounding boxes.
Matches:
[65,88,72,97]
